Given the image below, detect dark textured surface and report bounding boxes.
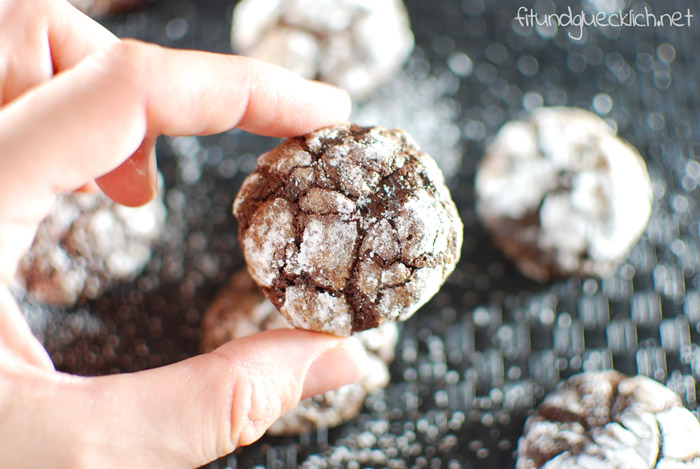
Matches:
[234,124,462,335]
[27,0,700,467]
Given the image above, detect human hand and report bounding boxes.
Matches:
[0,0,363,467]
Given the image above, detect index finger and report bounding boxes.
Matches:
[0,39,351,283]
[0,39,352,206]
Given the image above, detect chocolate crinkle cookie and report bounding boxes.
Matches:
[230,0,414,99]
[476,107,652,282]
[517,371,700,468]
[234,123,463,336]
[15,190,165,305]
[201,269,399,435]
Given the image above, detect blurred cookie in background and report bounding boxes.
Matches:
[476,107,652,282]
[15,188,166,306]
[230,0,414,99]
[201,269,399,435]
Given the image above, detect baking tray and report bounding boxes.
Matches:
[24,0,700,467]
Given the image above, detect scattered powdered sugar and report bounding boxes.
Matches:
[37,3,700,467]
[352,56,463,184]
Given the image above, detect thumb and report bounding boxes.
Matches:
[0,329,367,469]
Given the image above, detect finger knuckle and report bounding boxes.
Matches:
[229,367,295,448]
[94,39,164,97]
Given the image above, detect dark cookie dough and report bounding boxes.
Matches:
[230,0,414,99]
[234,123,463,336]
[201,269,398,435]
[16,190,165,305]
[517,371,700,468]
[476,107,652,282]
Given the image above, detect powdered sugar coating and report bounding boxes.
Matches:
[200,269,399,435]
[230,0,414,99]
[476,107,652,282]
[516,371,700,468]
[241,198,296,287]
[234,123,462,335]
[16,190,165,305]
[291,215,358,290]
[283,284,354,336]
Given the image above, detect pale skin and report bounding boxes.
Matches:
[0,0,366,467]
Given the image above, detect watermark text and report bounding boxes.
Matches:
[515,6,693,40]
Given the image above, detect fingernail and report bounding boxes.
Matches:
[302,337,367,399]
[95,136,158,207]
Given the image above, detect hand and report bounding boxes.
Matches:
[0,0,363,467]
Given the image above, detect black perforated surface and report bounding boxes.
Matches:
[27,0,700,467]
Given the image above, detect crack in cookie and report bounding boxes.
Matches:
[234,123,462,335]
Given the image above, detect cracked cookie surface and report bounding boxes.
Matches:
[516,371,700,468]
[234,123,463,336]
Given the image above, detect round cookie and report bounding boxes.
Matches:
[16,190,165,305]
[475,107,652,282]
[233,123,463,336]
[201,269,399,435]
[230,0,414,99]
[517,371,700,468]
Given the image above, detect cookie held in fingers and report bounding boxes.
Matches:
[516,371,700,468]
[476,107,652,282]
[200,269,399,435]
[234,123,463,336]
